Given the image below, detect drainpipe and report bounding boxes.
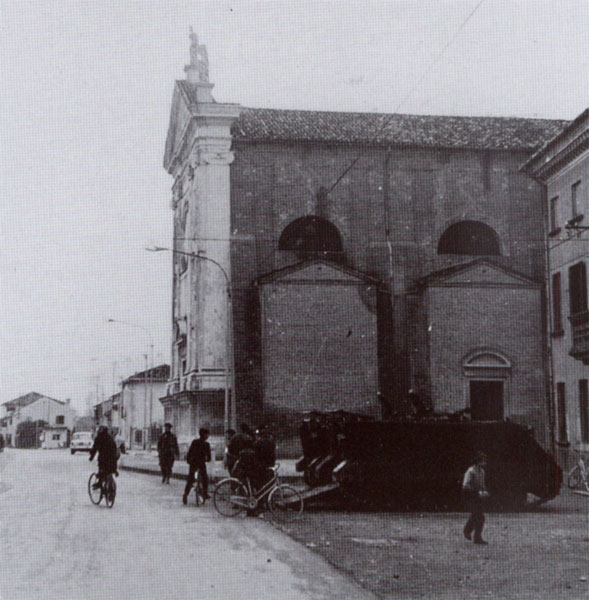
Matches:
[541,183,557,458]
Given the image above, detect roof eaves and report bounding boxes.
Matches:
[522,108,589,174]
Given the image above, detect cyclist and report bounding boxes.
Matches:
[89,426,119,489]
[183,427,211,505]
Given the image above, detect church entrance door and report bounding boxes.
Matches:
[469,380,503,421]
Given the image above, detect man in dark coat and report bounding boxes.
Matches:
[226,423,254,475]
[89,426,119,488]
[183,428,211,504]
[253,425,277,490]
[157,423,179,484]
[254,425,276,469]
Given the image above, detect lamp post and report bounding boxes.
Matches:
[146,246,235,432]
[107,319,155,451]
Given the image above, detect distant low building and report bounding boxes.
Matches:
[73,415,96,433]
[40,426,70,449]
[118,365,170,451]
[0,392,77,448]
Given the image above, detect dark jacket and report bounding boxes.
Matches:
[89,431,119,474]
[254,433,276,469]
[227,432,254,457]
[186,438,211,467]
[157,431,179,462]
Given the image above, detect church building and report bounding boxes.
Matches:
[161,34,567,450]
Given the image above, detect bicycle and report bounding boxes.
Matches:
[213,463,303,520]
[193,470,206,506]
[567,453,589,492]
[88,472,117,508]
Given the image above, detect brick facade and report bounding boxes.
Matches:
[229,141,551,444]
[163,60,565,448]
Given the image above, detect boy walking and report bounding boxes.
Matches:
[462,452,490,545]
[183,428,211,505]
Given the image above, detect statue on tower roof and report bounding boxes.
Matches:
[186,27,209,83]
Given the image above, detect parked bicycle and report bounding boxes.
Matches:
[213,463,303,520]
[88,472,117,508]
[567,452,589,492]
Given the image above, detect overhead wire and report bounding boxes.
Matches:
[323,0,487,198]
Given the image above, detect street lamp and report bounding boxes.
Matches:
[146,246,235,432]
[107,318,155,451]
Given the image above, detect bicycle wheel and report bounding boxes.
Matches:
[104,475,116,508]
[194,475,204,506]
[213,478,248,517]
[568,465,582,489]
[268,484,303,520]
[88,473,103,505]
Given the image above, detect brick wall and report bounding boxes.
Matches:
[229,140,547,430]
[425,283,548,447]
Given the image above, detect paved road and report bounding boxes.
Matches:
[0,449,375,600]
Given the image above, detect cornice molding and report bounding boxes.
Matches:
[529,130,589,182]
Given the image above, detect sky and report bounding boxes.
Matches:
[1,0,588,415]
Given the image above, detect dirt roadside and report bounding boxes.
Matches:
[273,489,589,600]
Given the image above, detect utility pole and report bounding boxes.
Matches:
[144,353,148,450]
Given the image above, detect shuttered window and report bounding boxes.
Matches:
[557,382,568,443]
[579,379,589,444]
[569,262,587,316]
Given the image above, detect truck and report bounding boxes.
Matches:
[298,411,562,509]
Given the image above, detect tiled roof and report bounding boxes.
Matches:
[230,106,568,151]
[2,392,63,409]
[122,364,171,385]
[176,80,567,150]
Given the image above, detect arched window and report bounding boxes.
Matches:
[278,216,343,254]
[437,221,500,256]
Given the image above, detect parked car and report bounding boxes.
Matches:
[70,431,94,454]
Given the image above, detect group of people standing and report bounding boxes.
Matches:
[155,422,277,505]
[133,420,491,544]
[225,423,277,489]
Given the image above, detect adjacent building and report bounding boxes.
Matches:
[161,35,568,450]
[523,108,589,467]
[94,392,121,434]
[118,365,170,450]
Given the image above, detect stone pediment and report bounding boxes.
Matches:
[163,81,241,176]
[421,260,540,289]
[256,259,381,287]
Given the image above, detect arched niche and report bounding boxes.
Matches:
[438,221,501,256]
[278,215,343,256]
